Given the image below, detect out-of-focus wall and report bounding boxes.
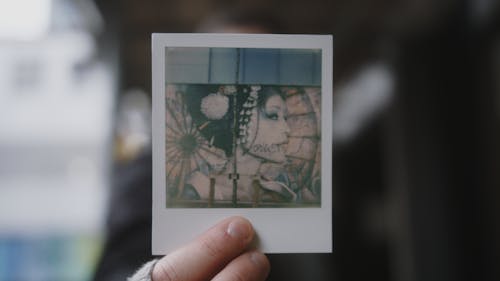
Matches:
[0,1,115,280]
[95,1,500,281]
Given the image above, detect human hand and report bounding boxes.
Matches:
[152,216,270,281]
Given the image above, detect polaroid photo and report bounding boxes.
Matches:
[152,33,333,254]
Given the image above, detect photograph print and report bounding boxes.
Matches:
[164,47,322,208]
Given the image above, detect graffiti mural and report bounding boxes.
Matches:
[165,84,321,208]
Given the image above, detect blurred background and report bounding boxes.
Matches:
[0,0,499,280]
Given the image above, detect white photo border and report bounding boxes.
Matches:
[152,33,333,254]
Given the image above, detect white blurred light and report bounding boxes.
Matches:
[333,63,395,143]
[0,0,52,41]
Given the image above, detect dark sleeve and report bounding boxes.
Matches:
[92,149,154,281]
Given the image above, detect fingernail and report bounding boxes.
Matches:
[227,218,252,242]
[250,251,270,276]
[250,252,264,266]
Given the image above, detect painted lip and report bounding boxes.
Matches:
[276,138,289,145]
[279,143,288,152]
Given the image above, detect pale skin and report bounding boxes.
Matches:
[152,217,270,281]
[242,94,290,165]
[188,94,291,201]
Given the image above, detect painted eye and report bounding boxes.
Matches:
[267,113,279,120]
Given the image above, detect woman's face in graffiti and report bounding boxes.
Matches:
[244,94,290,163]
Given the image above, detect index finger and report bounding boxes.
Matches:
[152,216,254,281]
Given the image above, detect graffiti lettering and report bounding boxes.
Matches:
[251,144,282,153]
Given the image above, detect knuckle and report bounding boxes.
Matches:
[154,258,180,281]
[224,269,247,281]
[199,233,224,259]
